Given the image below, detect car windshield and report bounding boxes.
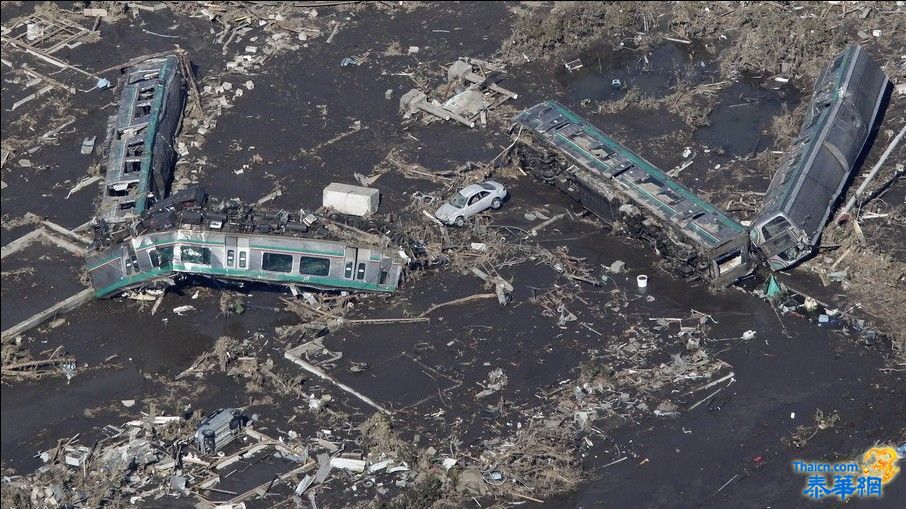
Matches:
[449,192,468,208]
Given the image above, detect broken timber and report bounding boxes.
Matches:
[399,57,516,128]
[836,124,905,222]
[1,221,90,260]
[284,345,391,415]
[1,229,44,260]
[419,293,498,317]
[1,288,94,341]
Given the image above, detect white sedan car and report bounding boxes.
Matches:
[434,181,507,226]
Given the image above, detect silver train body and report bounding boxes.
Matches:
[86,227,403,298]
[751,45,888,270]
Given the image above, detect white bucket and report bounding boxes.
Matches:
[636,275,649,288]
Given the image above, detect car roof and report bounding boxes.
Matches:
[460,183,486,195]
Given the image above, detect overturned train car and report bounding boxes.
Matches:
[512,101,752,287]
[86,189,405,298]
[751,45,888,270]
[99,54,186,223]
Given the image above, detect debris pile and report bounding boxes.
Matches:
[669,2,906,81]
[0,407,425,508]
[561,311,733,426]
[1,342,75,381]
[179,335,303,401]
[400,57,516,128]
[504,2,658,62]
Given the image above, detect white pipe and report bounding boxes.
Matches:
[837,124,905,220]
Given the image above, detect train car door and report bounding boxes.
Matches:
[343,247,357,279]
[237,238,250,270]
[355,248,371,281]
[225,236,238,268]
[123,244,139,276]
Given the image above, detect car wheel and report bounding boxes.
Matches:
[454,216,465,227]
[491,197,502,209]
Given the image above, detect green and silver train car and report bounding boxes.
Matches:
[751,45,888,270]
[100,54,186,223]
[86,227,403,298]
[512,100,753,287]
[87,187,405,298]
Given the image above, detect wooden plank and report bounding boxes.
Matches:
[1,288,94,340]
[1,228,43,259]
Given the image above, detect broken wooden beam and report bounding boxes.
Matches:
[837,124,906,222]
[418,293,497,318]
[470,267,513,305]
[525,213,565,238]
[38,228,87,257]
[42,220,92,246]
[1,288,94,341]
[1,228,43,259]
[65,175,102,199]
[1,356,76,376]
[343,317,430,325]
[284,347,391,415]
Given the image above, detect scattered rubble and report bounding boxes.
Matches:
[400,57,517,128]
[2,3,904,509]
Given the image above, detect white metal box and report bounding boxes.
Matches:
[323,183,380,217]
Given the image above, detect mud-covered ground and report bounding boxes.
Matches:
[2,2,904,508]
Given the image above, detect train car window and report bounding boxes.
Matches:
[356,262,366,280]
[226,250,235,267]
[239,251,247,268]
[262,252,293,273]
[159,247,174,266]
[299,256,330,276]
[379,270,388,285]
[762,216,791,240]
[148,247,175,267]
[180,246,211,264]
[125,256,138,274]
[829,54,844,73]
[149,249,162,267]
[345,261,354,278]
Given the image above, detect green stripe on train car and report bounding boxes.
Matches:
[548,101,744,236]
[95,265,394,297]
[168,264,391,292]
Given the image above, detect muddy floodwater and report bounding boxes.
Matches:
[2,2,904,509]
